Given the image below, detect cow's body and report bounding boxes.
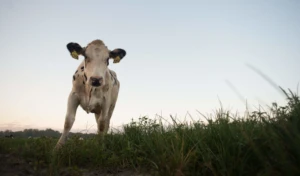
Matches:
[55,39,126,149]
[73,62,119,115]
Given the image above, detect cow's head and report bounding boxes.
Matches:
[66,39,126,87]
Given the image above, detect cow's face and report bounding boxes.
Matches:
[66,40,126,87]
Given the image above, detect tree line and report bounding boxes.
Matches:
[0,128,96,138]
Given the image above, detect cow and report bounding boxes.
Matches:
[55,39,126,149]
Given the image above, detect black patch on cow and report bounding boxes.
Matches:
[83,81,85,85]
[84,73,87,81]
[109,71,117,86]
[73,75,75,81]
[81,66,84,71]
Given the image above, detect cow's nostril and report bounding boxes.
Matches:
[90,77,96,82]
[92,82,100,87]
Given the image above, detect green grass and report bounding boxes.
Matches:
[1,88,300,176]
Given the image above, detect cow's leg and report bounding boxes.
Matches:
[94,106,112,135]
[95,111,107,136]
[55,92,79,149]
[94,113,107,149]
[104,104,116,134]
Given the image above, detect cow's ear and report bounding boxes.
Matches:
[109,49,126,63]
[66,42,85,60]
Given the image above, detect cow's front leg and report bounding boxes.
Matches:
[95,112,108,136]
[104,104,116,134]
[55,92,79,150]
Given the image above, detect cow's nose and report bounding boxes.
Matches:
[90,76,103,87]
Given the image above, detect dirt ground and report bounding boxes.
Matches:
[0,153,149,176]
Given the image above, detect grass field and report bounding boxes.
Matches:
[0,88,300,176]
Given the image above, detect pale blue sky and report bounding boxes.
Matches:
[0,0,299,132]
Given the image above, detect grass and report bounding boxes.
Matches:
[0,88,300,175]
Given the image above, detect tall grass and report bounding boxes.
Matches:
[0,88,299,175]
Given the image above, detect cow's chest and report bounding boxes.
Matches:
[79,93,106,114]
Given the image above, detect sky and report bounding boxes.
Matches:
[0,0,299,133]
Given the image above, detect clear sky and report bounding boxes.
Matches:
[0,0,299,132]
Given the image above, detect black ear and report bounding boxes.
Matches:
[66,42,84,59]
[109,49,126,63]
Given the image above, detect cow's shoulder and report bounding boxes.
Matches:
[108,69,117,79]
[108,69,120,86]
[72,62,86,92]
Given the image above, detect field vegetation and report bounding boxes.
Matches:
[1,88,300,175]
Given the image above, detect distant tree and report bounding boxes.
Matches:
[0,128,97,138]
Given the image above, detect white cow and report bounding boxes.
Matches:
[55,39,126,149]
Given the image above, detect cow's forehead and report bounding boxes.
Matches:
[86,39,105,48]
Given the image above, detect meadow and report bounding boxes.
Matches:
[0,88,299,176]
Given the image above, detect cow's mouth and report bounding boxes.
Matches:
[91,82,101,87]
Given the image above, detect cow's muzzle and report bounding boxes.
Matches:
[90,76,103,87]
